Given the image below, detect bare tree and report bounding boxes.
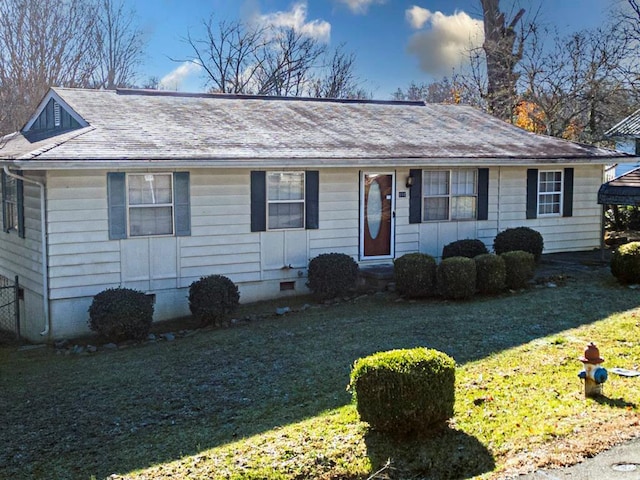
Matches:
[91,0,147,89]
[0,0,97,135]
[481,0,526,121]
[0,0,147,136]
[255,27,326,96]
[182,16,366,98]
[519,23,639,143]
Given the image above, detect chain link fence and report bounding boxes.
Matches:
[0,275,20,342]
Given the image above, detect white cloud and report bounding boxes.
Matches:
[255,2,331,43]
[406,9,484,76]
[159,62,202,91]
[406,5,431,29]
[335,0,386,15]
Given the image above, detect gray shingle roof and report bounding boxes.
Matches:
[598,167,640,205]
[0,87,627,169]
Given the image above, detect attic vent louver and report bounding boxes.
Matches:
[53,101,61,127]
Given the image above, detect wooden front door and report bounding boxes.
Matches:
[360,172,395,258]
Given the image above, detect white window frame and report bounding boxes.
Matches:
[266,171,305,230]
[127,173,175,237]
[422,168,478,222]
[537,170,563,217]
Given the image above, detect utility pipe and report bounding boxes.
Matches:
[3,166,49,337]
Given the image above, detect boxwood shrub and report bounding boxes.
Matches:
[442,239,488,260]
[349,348,455,435]
[493,227,544,262]
[474,253,506,294]
[189,275,240,326]
[501,250,536,289]
[611,241,640,284]
[307,252,359,299]
[437,256,476,300]
[393,253,437,298]
[88,287,154,342]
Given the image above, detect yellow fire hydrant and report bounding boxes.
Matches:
[578,342,608,398]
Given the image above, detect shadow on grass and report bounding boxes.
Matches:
[365,427,495,480]
[594,395,637,409]
[1,267,638,479]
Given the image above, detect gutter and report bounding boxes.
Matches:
[3,167,49,337]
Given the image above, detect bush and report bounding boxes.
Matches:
[307,253,359,299]
[611,241,640,284]
[442,239,488,260]
[501,250,536,289]
[88,287,154,342]
[493,227,544,262]
[474,253,506,294]
[349,348,455,435]
[437,256,476,300]
[189,275,240,325]
[393,253,437,298]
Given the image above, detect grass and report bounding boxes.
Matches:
[1,265,639,479]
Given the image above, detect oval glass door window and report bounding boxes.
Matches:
[367,181,382,239]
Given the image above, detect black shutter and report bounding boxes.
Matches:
[107,172,127,240]
[526,169,538,219]
[250,171,266,232]
[16,175,24,238]
[563,167,574,217]
[477,168,489,221]
[409,169,422,224]
[174,172,191,236]
[305,170,319,229]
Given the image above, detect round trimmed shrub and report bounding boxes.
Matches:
[611,241,640,284]
[393,253,437,298]
[437,256,476,300]
[442,239,488,260]
[189,275,240,326]
[88,287,154,341]
[349,348,455,435]
[501,250,536,289]
[474,253,506,294]
[306,252,359,299]
[493,227,544,262]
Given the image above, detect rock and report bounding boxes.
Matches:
[103,343,118,350]
[547,282,557,288]
[162,333,175,341]
[147,333,157,341]
[54,339,69,349]
[301,303,311,311]
[86,345,97,353]
[72,345,85,354]
[275,307,290,315]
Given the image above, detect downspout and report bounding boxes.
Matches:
[3,167,49,337]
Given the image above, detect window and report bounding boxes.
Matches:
[107,172,190,240]
[1,170,24,237]
[423,169,477,221]
[267,172,305,229]
[537,171,562,216]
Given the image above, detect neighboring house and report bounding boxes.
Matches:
[0,87,628,341]
[605,109,640,178]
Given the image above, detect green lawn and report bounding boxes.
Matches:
[1,266,639,479]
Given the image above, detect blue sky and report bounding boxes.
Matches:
[133,0,612,98]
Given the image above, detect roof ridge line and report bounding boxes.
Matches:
[114,88,425,106]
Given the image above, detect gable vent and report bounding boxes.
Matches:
[53,101,61,127]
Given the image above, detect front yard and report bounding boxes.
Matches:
[1,262,639,479]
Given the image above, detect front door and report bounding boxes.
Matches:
[360,172,395,259]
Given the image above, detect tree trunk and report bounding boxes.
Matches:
[481,0,525,121]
